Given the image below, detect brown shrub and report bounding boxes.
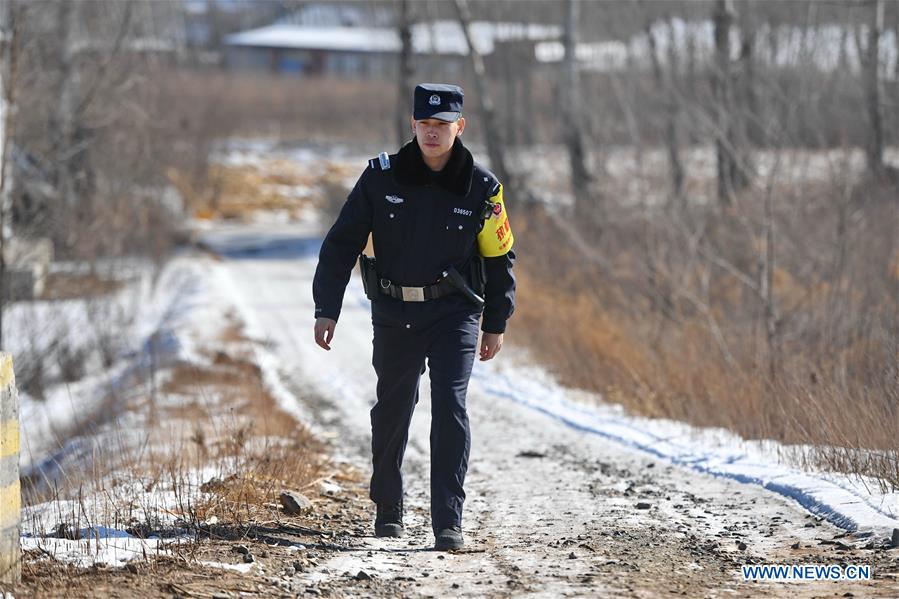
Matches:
[513,180,898,488]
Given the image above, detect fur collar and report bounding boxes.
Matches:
[393,137,473,196]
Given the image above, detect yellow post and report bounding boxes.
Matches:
[0,353,19,585]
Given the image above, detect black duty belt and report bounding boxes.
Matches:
[378,277,457,302]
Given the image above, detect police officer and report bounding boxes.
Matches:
[312,83,515,551]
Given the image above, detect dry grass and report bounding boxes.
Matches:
[15,556,259,598]
[156,70,398,145]
[168,163,307,220]
[40,272,126,301]
[12,315,353,598]
[168,157,357,223]
[513,179,899,489]
[159,350,331,527]
[150,323,335,529]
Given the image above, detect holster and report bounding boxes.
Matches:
[443,266,485,309]
[359,254,379,301]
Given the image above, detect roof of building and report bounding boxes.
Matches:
[224,20,561,56]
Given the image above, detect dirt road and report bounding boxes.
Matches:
[200,222,899,597]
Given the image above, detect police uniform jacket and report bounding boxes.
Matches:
[313,137,516,333]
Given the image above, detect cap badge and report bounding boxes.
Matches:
[428,94,441,106]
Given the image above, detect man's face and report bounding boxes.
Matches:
[411,116,466,159]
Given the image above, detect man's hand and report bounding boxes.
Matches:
[479,332,503,361]
[314,317,337,351]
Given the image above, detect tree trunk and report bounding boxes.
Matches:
[864,0,885,179]
[452,0,512,191]
[561,0,600,219]
[520,65,535,146]
[0,1,18,349]
[837,22,849,71]
[502,44,517,146]
[894,6,899,81]
[712,0,751,205]
[647,19,685,201]
[395,0,414,147]
[762,177,778,383]
[895,5,899,150]
[685,24,699,145]
[739,8,761,147]
[56,0,78,210]
[0,8,7,349]
[713,0,733,205]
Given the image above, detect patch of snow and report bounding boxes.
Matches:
[21,535,172,567]
[197,560,257,574]
[473,352,899,535]
[320,480,342,495]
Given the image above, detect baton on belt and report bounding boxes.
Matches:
[442,267,485,309]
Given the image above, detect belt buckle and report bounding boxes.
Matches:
[401,286,425,302]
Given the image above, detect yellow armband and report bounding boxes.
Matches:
[477,184,514,257]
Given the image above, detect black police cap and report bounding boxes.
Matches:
[413,83,463,123]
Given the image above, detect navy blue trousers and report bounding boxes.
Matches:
[369,296,480,535]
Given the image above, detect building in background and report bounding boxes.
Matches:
[223,2,560,78]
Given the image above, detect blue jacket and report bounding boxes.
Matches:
[313,137,516,334]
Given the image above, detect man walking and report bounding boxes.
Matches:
[312,83,515,551]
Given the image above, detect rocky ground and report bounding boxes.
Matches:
[277,368,899,599]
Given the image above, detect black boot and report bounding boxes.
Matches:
[375,501,404,538]
[434,525,463,551]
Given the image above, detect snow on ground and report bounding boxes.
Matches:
[15,252,254,566]
[196,218,897,595]
[20,535,170,569]
[13,142,899,586]
[215,138,899,211]
[213,138,377,171]
[12,216,897,595]
[475,353,899,535]
[11,267,154,474]
[197,217,899,537]
[14,253,211,475]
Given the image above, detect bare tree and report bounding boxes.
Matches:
[712,0,752,205]
[862,0,886,180]
[0,0,19,349]
[54,0,78,211]
[894,5,899,82]
[646,17,684,201]
[712,0,734,205]
[760,164,779,383]
[395,0,414,147]
[452,0,511,190]
[562,0,601,219]
[739,5,761,146]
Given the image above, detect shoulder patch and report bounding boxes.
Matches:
[368,152,392,171]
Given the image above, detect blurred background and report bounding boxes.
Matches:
[0,0,896,486]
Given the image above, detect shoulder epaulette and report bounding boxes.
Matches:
[473,162,500,194]
[368,152,391,171]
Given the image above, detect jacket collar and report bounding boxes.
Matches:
[393,137,473,196]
